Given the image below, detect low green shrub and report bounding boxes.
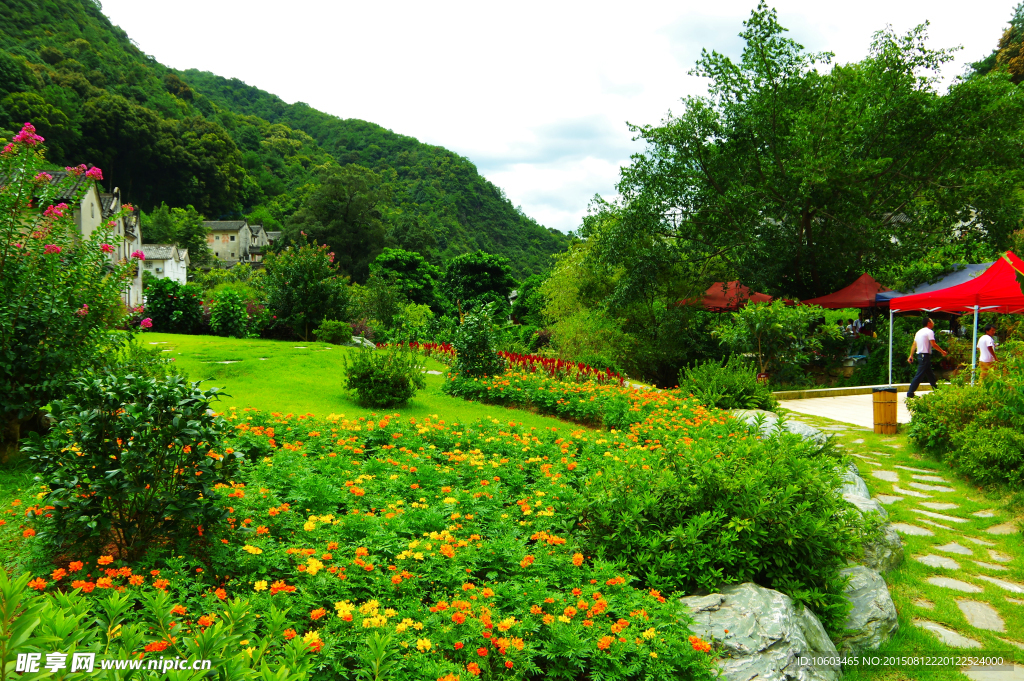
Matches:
[948,422,1024,487]
[575,424,858,636]
[0,571,316,679]
[678,355,777,411]
[24,372,238,560]
[906,379,990,457]
[451,306,506,377]
[342,345,426,407]
[143,277,205,334]
[313,319,353,345]
[210,289,249,338]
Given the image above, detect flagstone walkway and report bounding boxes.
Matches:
[775,410,1023,681]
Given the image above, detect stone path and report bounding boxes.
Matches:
[778,391,926,430]
[845,433,1024,678]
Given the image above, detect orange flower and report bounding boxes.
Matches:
[481,588,494,598]
[572,553,584,567]
[597,635,615,650]
[563,606,577,619]
[256,526,269,535]
[96,577,113,589]
[69,561,84,572]
[283,628,297,640]
[519,555,534,568]
[144,641,169,652]
[530,605,543,615]
[440,544,456,558]
[171,605,187,616]
[310,608,327,620]
[28,577,47,591]
[467,663,481,676]
[22,528,36,538]
[649,589,666,603]
[129,575,144,586]
[117,566,133,577]
[355,547,369,557]
[452,612,466,625]
[689,635,712,653]
[153,579,170,590]
[97,555,114,565]
[198,615,215,627]
[582,619,593,627]
[327,542,338,550]
[391,575,402,584]
[51,568,67,581]
[214,588,227,600]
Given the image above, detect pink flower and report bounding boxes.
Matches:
[34,172,53,184]
[43,203,69,219]
[65,164,87,176]
[13,123,45,147]
[125,204,135,212]
[43,244,62,255]
[75,304,89,318]
[1,143,14,156]
[131,250,145,260]
[85,167,103,180]
[101,243,114,254]
[140,318,153,329]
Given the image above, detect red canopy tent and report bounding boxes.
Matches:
[700,281,772,311]
[890,252,1024,314]
[801,273,890,309]
[886,252,1024,383]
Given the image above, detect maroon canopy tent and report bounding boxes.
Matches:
[801,274,890,309]
[700,281,773,312]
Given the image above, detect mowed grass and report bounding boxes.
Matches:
[143,333,579,431]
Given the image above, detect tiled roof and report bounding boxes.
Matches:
[266,231,282,241]
[99,192,118,217]
[250,223,264,235]
[0,170,91,202]
[141,245,177,261]
[204,220,247,230]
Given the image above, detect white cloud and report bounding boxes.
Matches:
[100,0,1016,232]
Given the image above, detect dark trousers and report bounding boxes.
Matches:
[908,353,936,396]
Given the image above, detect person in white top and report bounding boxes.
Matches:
[977,324,998,378]
[906,318,948,398]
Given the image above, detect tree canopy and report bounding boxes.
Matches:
[601,3,1024,301]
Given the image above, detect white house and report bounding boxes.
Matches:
[204,220,253,265]
[49,172,143,307]
[140,245,189,284]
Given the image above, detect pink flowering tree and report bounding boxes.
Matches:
[0,123,136,462]
[263,236,351,341]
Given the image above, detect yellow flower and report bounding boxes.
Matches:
[303,521,316,532]
[254,580,268,592]
[306,558,325,575]
[643,627,657,640]
[243,545,263,555]
[443,497,458,504]
[303,630,321,645]
[650,652,658,658]
[416,638,432,652]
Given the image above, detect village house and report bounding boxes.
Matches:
[204,220,252,264]
[140,244,189,284]
[47,172,144,307]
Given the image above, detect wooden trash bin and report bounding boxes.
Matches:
[872,387,898,435]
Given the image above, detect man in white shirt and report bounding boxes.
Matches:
[906,318,948,398]
[978,324,998,378]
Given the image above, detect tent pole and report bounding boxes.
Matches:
[970,305,979,386]
[888,308,893,386]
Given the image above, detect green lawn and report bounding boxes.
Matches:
[143,333,579,432]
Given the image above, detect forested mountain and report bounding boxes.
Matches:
[0,0,569,277]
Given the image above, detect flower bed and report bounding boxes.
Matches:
[497,352,623,385]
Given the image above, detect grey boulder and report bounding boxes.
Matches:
[840,462,904,573]
[681,583,840,681]
[345,336,377,349]
[731,409,827,446]
[839,565,899,655]
[840,462,871,499]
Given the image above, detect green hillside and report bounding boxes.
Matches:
[0,0,569,277]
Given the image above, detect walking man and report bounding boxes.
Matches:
[978,324,998,379]
[906,318,948,398]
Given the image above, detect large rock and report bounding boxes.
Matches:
[345,336,376,349]
[681,583,841,681]
[731,409,827,445]
[839,463,904,573]
[839,565,899,655]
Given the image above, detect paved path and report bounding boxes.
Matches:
[779,390,929,429]
[833,430,1023,679]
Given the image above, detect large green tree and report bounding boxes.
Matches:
[369,247,439,307]
[606,3,1024,300]
[285,164,391,283]
[441,251,517,317]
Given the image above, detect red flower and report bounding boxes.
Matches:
[477,647,488,657]
[144,641,169,653]
[454,642,464,650]
[22,528,36,537]
[505,661,514,669]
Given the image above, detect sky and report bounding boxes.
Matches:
[100,0,1016,233]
